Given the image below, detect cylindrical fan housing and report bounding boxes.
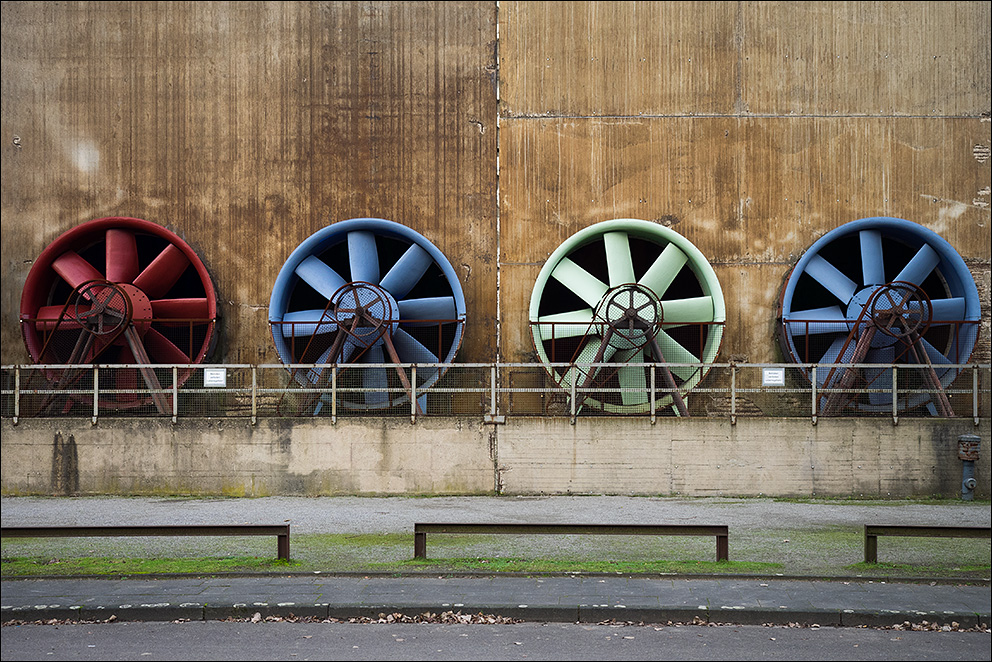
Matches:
[529,218,726,414]
[268,218,466,411]
[777,216,981,413]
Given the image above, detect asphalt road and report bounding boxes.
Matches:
[2,620,990,661]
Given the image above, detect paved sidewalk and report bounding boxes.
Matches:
[2,574,990,627]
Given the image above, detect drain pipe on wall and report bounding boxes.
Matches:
[957,434,980,501]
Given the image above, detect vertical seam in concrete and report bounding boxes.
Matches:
[494,1,502,494]
[495,0,502,368]
[735,0,746,239]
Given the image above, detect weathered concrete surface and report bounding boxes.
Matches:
[3,417,987,498]
[496,417,991,498]
[0,418,496,497]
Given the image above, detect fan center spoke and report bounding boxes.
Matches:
[331,282,399,350]
[846,283,933,348]
[596,284,661,352]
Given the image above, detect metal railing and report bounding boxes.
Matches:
[2,362,989,425]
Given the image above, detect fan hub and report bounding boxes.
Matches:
[596,284,661,352]
[330,282,399,349]
[845,283,931,347]
[73,281,152,341]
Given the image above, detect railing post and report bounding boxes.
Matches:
[13,366,20,425]
[490,364,498,419]
[891,365,898,426]
[810,365,817,425]
[973,365,980,426]
[570,368,576,424]
[92,366,99,425]
[251,366,258,426]
[650,364,656,425]
[172,366,178,424]
[730,364,737,425]
[411,365,417,424]
[331,365,337,424]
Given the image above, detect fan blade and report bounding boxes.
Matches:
[816,335,863,389]
[536,309,595,340]
[819,335,858,365]
[618,349,648,406]
[927,297,967,324]
[639,243,687,299]
[142,327,191,364]
[805,254,858,303]
[280,309,338,337]
[859,229,885,286]
[348,231,380,284]
[391,328,440,364]
[392,328,440,383]
[562,337,617,394]
[105,229,140,284]
[661,296,714,326]
[302,342,353,385]
[132,244,190,299]
[295,256,347,300]
[398,296,458,325]
[52,251,104,289]
[915,336,958,394]
[380,243,432,300]
[114,344,141,403]
[917,337,951,366]
[785,305,851,336]
[360,345,389,405]
[653,330,700,381]
[33,304,85,331]
[604,231,636,287]
[894,243,939,286]
[551,257,609,309]
[815,336,860,388]
[150,298,211,321]
[865,346,895,406]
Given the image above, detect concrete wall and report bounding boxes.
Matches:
[3,417,988,499]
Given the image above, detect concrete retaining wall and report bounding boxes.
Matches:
[3,417,988,499]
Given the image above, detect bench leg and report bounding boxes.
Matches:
[716,535,729,562]
[414,532,427,559]
[864,534,877,564]
[278,533,290,561]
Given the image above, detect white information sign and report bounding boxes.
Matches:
[762,367,786,387]
[203,368,227,388]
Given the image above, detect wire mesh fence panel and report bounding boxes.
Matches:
[420,365,489,416]
[176,366,255,418]
[723,365,814,419]
[93,365,178,419]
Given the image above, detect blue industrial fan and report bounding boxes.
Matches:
[269,218,466,413]
[778,217,980,415]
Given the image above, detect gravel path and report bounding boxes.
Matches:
[3,495,989,533]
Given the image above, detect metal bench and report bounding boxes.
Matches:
[413,523,729,562]
[1,525,291,561]
[863,525,990,563]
